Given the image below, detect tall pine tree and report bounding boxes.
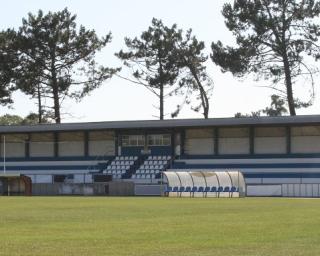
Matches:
[211,0,320,116]
[116,18,181,120]
[0,29,19,107]
[16,8,118,123]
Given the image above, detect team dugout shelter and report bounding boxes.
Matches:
[0,115,320,197]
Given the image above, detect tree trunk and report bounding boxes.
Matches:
[160,84,164,120]
[158,50,164,120]
[50,50,61,123]
[282,54,296,116]
[279,3,295,116]
[52,83,60,123]
[189,65,209,119]
[36,84,42,123]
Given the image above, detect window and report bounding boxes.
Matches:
[122,135,145,146]
[148,134,171,146]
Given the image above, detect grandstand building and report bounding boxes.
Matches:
[0,115,320,196]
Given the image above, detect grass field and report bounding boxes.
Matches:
[0,197,320,256]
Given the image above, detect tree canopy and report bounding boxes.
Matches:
[0,30,19,107]
[14,8,118,123]
[0,113,51,125]
[117,18,213,119]
[171,29,213,119]
[211,0,320,116]
[116,18,181,120]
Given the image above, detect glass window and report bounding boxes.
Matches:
[122,135,129,146]
[122,135,144,147]
[163,135,171,145]
[148,134,171,146]
[129,136,138,146]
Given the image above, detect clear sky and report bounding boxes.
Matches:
[0,0,319,122]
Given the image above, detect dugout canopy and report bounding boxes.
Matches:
[162,170,246,197]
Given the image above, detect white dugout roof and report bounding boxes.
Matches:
[163,170,246,193]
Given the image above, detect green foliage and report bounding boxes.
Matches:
[262,95,288,116]
[117,18,213,119]
[0,197,320,256]
[234,111,261,118]
[0,113,51,125]
[15,8,118,123]
[22,112,52,124]
[212,0,320,116]
[0,30,19,106]
[0,114,24,125]
[171,29,213,119]
[117,18,181,120]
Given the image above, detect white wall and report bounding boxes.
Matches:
[291,126,320,153]
[254,137,286,154]
[4,143,25,157]
[185,129,214,155]
[30,133,54,157]
[185,138,214,155]
[89,140,115,156]
[219,138,249,154]
[282,184,320,197]
[247,185,282,196]
[58,132,84,157]
[0,134,27,157]
[291,136,320,153]
[88,131,115,156]
[219,128,249,155]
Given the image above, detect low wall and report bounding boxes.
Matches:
[247,185,282,197]
[135,185,163,196]
[32,181,134,196]
[247,184,320,197]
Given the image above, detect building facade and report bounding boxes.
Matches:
[0,115,320,196]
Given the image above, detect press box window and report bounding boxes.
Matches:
[148,134,171,146]
[122,135,145,146]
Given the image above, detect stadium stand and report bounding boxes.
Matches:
[132,155,171,179]
[1,115,320,197]
[103,156,139,179]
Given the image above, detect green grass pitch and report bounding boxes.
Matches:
[0,197,319,256]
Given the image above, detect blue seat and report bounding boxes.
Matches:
[178,186,185,192]
[172,186,179,192]
[165,186,172,193]
[223,186,230,192]
[230,186,237,192]
[217,186,224,192]
[210,186,217,192]
[164,186,172,196]
[185,186,191,192]
[204,187,210,192]
[191,187,198,193]
[198,187,204,192]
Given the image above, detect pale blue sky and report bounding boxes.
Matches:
[0,0,319,122]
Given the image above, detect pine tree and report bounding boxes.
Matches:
[211,0,320,116]
[16,8,118,123]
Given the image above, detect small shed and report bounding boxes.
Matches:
[0,174,32,196]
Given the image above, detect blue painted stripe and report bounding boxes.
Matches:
[172,163,320,169]
[245,173,320,178]
[2,165,100,171]
[0,156,114,162]
[180,153,320,159]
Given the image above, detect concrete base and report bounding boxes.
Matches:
[32,181,135,196]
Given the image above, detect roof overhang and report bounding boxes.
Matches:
[0,115,319,133]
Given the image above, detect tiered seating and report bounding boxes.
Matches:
[132,155,171,179]
[103,156,138,179]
